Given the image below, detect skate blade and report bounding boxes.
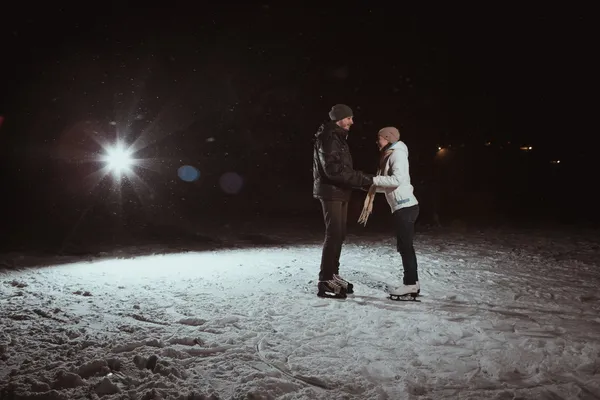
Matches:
[317,291,347,299]
[385,286,420,297]
[389,293,420,302]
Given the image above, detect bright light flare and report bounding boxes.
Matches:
[100,143,138,177]
[106,146,133,172]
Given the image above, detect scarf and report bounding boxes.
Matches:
[358,146,394,226]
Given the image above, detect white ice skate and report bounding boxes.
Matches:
[388,284,419,301]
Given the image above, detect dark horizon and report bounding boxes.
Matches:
[0,5,596,253]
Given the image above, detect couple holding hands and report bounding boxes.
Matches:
[312,104,420,300]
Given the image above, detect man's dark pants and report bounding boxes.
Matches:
[319,200,348,281]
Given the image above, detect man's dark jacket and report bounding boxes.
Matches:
[313,122,373,201]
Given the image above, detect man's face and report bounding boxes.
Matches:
[336,116,353,131]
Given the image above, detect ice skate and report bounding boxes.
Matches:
[317,280,347,299]
[333,274,354,294]
[388,284,419,301]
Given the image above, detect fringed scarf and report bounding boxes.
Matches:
[358,146,394,226]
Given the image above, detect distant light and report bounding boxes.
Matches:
[436,147,448,158]
[484,141,492,146]
[550,160,561,164]
[520,146,533,151]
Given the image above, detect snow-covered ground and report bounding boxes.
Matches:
[1,227,599,399]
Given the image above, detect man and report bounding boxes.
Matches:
[358,127,420,299]
[312,104,374,298]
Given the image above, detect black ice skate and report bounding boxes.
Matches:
[317,280,347,299]
[333,274,354,294]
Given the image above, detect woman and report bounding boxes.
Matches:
[359,127,420,299]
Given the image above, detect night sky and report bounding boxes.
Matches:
[0,4,596,247]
